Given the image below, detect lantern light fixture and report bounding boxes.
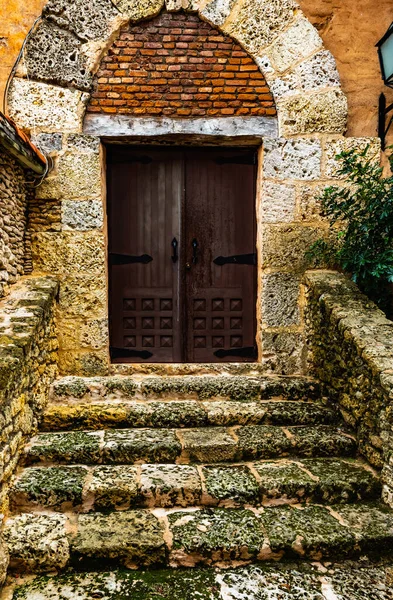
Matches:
[376,23,393,149]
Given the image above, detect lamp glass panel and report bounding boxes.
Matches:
[381,33,393,82]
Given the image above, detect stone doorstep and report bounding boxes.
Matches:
[4,502,393,573]
[41,399,339,432]
[10,458,381,512]
[4,561,393,600]
[50,374,322,403]
[22,425,357,467]
[109,363,272,376]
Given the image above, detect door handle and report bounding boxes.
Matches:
[192,238,199,265]
[171,237,178,263]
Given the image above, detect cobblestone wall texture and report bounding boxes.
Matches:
[0,150,29,298]
[88,11,276,118]
[305,271,393,508]
[0,276,58,509]
[0,275,58,583]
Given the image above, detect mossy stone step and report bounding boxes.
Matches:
[6,561,393,599]
[22,425,356,466]
[41,400,338,431]
[51,375,321,402]
[10,458,380,512]
[4,503,393,573]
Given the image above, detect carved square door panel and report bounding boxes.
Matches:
[107,146,257,363]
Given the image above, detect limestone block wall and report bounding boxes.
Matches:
[0,275,58,513]
[259,136,381,375]
[304,271,393,508]
[0,149,29,297]
[4,0,380,375]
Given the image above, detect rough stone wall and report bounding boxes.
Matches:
[0,275,58,513]
[304,270,393,508]
[28,133,107,376]
[88,11,276,118]
[0,150,29,297]
[299,0,393,141]
[259,137,381,375]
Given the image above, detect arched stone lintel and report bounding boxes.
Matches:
[7,0,347,137]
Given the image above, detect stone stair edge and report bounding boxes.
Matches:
[49,374,322,402]
[21,425,357,466]
[5,560,393,600]
[40,399,338,432]
[4,501,393,573]
[9,457,381,513]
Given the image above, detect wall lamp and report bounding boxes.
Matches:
[377,23,393,150]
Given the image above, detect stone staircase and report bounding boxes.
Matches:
[3,374,393,599]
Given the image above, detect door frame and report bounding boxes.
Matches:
[103,137,264,365]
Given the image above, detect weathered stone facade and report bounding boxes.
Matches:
[4,0,380,375]
[304,271,393,509]
[0,150,29,298]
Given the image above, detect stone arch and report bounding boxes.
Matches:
[7,0,347,136]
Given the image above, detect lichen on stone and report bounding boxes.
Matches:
[71,510,166,567]
[202,465,259,505]
[11,465,88,509]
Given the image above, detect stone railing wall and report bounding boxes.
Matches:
[304,270,393,508]
[0,149,30,298]
[0,275,58,514]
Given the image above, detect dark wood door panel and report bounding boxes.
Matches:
[107,148,183,362]
[184,148,257,362]
[107,146,257,363]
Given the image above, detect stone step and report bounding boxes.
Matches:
[4,502,393,573]
[10,458,380,512]
[41,399,338,431]
[50,375,321,403]
[22,425,356,466]
[5,561,393,599]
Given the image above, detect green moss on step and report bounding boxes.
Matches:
[254,461,316,503]
[140,376,263,400]
[264,402,337,426]
[301,458,381,503]
[290,426,357,458]
[25,431,102,465]
[104,377,137,397]
[262,504,356,560]
[89,465,139,510]
[168,507,266,563]
[11,466,88,509]
[11,568,221,599]
[53,377,90,399]
[103,429,181,464]
[236,426,292,461]
[202,465,259,505]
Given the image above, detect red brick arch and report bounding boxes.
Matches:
[87,11,276,119]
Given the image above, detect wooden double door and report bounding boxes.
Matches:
[107,146,257,363]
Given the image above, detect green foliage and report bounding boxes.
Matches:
[307,146,393,311]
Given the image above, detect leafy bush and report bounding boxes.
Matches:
[307,147,393,313]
